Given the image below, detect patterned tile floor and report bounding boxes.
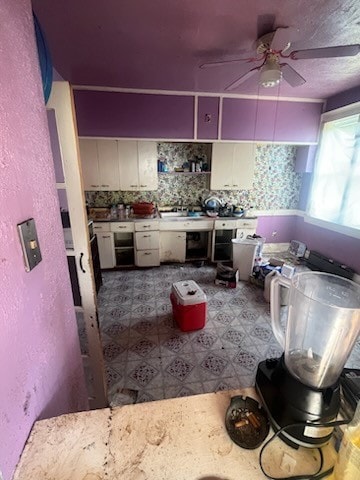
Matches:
[97,264,360,406]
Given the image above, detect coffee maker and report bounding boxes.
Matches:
[256,272,360,448]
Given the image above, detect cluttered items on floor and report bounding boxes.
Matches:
[215,263,238,288]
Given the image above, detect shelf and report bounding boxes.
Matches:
[115,246,134,250]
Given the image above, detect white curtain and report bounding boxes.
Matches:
[308,115,360,229]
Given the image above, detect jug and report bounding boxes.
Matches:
[270,272,360,389]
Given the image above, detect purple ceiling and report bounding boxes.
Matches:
[33,0,360,99]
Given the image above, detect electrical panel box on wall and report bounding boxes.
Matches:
[17,218,42,272]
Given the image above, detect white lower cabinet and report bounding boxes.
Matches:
[160,231,186,263]
[96,232,115,269]
[134,221,160,267]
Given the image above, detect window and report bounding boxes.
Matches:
[308,114,360,230]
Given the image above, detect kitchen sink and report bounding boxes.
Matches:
[160,211,206,219]
[160,212,189,218]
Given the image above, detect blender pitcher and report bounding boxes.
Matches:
[270,272,360,389]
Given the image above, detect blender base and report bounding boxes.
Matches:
[255,356,340,449]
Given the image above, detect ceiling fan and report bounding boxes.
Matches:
[200,27,360,90]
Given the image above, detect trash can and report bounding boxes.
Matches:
[232,237,262,281]
[170,280,207,331]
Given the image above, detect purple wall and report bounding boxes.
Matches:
[0,3,88,479]
[257,215,298,243]
[257,215,360,274]
[294,217,360,273]
[326,86,360,112]
[74,90,194,138]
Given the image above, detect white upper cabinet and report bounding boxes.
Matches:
[137,141,158,190]
[79,139,100,190]
[96,140,120,190]
[79,138,120,191]
[119,140,158,191]
[210,143,255,190]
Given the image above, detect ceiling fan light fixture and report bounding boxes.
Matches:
[259,57,282,88]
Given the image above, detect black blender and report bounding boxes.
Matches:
[256,272,360,448]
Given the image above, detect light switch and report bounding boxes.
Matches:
[17,218,42,272]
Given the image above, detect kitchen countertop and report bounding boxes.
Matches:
[13,388,336,480]
[90,213,258,223]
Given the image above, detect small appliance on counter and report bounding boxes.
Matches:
[256,271,360,449]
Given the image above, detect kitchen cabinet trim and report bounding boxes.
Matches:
[74,85,325,103]
[194,95,198,140]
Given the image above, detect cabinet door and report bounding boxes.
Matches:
[96,233,115,269]
[210,143,234,190]
[135,231,159,250]
[232,143,255,189]
[160,232,186,263]
[137,141,158,190]
[79,139,100,190]
[135,250,160,267]
[118,140,139,190]
[97,140,120,190]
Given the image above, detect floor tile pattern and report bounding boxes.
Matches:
[96,264,360,406]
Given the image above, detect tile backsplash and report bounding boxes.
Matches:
[86,142,302,210]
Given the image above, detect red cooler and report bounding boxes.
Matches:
[170,280,207,332]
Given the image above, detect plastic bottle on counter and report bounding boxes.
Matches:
[333,400,360,479]
[110,204,117,219]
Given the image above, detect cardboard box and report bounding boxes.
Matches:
[215,270,239,288]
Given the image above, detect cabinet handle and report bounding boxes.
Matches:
[94,226,102,229]
[142,225,151,228]
[101,184,110,187]
[224,184,230,187]
[102,235,111,238]
[130,184,138,187]
[233,184,238,187]
[79,252,86,273]
[117,226,127,229]
[140,184,147,187]
[90,184,99,187]
[143,235,151,238]
[144,252,152,256]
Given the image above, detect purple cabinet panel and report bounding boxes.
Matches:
[274,102,322,143]
[197,96,219,139]
[74,91,194,139]
[221,98,322,143]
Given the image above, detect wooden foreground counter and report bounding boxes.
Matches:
[14,388,335,479]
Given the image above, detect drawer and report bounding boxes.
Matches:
[236,219,257,229]
[159,220,213,231]
[135,249,160,267]
[93,223,111,233]
[134,221,160,232]
[214,219,238,230]
[135,231,160,250]
[110,222,134,233]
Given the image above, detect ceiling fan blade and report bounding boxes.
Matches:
[225,67,261,91]
[291,44,360,59]
[280,63,306,87]
[200,57,256,69]
[270,27,299,51]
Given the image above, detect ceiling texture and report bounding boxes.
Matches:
[33,0,360,99]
